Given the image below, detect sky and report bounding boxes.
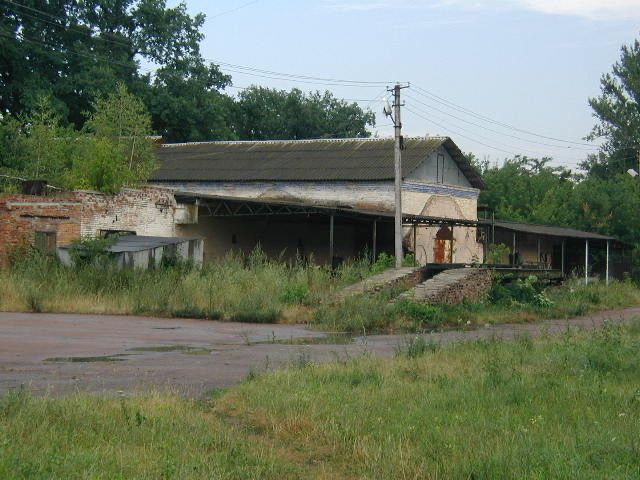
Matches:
[170,0,639,169]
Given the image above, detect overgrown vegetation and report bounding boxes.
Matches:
[2,322,639,478]
[0,247,378,323]
[2,247,640,333]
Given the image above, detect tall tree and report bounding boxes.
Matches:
[587,36,640,177]
[146,57,234,142]
[69,83,155,193]
[0,0,227,136]
[232,86,375,140]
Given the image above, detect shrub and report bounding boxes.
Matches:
[69,236,117,268]
[489,275,553,308]
[395,335,440,358]
[279,282,310,305]
[486,243,510,265]
[395,301,446,329]
[370,252,394,273]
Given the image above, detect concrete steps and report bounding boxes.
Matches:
[397,267,492,305]
[335,267,425,301]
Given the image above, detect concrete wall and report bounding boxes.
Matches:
[407,145,472,188]
[177,215,381,264]
[155,180,483,265]
[57,239,204,269]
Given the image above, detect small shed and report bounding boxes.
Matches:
[58,235,203,269]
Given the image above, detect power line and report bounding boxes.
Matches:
[411,84,596,148]
[404,102,590,164]
[405,105,520,158]
[207,58,393,85]
[404,92,598,152]
[0,30,156,75]
[208,0,263,20]
[220,66,386,88]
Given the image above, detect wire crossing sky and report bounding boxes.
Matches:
[170,0,637,168]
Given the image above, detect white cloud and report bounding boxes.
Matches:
[324,0,640,19]
[521,0,640,19]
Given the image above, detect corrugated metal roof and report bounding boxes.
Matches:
[151,136,485,189]
[491,220,615,241]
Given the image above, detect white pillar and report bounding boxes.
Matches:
[606,240,610,286]
[585,239,589,285]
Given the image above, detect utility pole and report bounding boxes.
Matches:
[386,83,409,269]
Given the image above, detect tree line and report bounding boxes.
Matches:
[1,0,639,258]
[477,36,640,251]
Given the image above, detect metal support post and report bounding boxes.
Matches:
[606,240,610,286]
[412,224,417,266]
[329,214,334,267]
[372,220,377,262]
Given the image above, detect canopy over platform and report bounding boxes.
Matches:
[485,220,617,243]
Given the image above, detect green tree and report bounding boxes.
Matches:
[479,156,575,225]
[587,36,640,177]
[68,84,155,193]
[232,86,376,140]
[146,58,235,142]
[0,96,74,189]
[0,0,223,135]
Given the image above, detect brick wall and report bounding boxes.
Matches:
[0,187,194,266]
[76,187,180,238]
[433,268,492,305]
[0,193,82,266]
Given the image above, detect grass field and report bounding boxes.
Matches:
[2,322,639,479]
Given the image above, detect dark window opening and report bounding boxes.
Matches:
[231,234,237,244]
[100,229,135,238]
[35,231,56,252]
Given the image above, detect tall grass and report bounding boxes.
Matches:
[0,247,374,323]
[2,248,640,332]
[2,322,639,478]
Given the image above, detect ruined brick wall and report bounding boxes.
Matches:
[77,187,181,238]
[0,193,82,266]
[435,268,492,305]
[0,187,196,266]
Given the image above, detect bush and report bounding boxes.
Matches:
[313,295,396,333]
[489,275,553,308]
[395,335,440,358]
[69,236,117,268]
[395,301,446,329]
[279,282,310,305]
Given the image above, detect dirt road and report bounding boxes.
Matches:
[1,308,639,397]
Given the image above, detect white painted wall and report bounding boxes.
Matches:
[407,145,472,188]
